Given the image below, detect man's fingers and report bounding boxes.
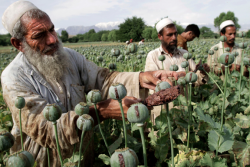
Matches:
[161,78,173,86]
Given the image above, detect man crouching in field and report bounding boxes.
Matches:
[144,18,210,125]
[1,1,182,166]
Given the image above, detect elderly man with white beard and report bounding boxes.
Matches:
[1,1,182,167]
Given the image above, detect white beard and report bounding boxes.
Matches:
[23,40,70,81]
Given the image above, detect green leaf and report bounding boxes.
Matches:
[178,95,187,106]
[127,134,142,153]
[234,113,250,129]
[155,144,168,163]
[244,105,250,115]
[148,128,157,147]
[108,133,123,153]
[4,121,12,127]
[200,153,228,167]
[195,107,220,129]
[232,141,250,167]
[98,154,110,165]
[208,127,234,153]
[155,113,168,130]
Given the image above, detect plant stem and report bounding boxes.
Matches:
[72,128,78,162]
[248,68,250,104]
[187,83,192,148]
[216,66,228,156]
[239,51,244,101]
[53,122,63,166]
[47,148,50,167]
[93,104,111,156]
[19,109,24,151]
[205,71,224,95]
[162,61,164,70]
[118,100,127,148]
[166,103,175,167]
[78,130,85,167]
[138,124,147,167]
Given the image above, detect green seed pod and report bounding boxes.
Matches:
[127,43,138,53]
[204,55,208,59]
[183,53,192,60]
[109,63,117,70]
[214,106,218,112]
[208,108,214,115]
[208,50,214,55]
[169,64,179,71]
[243,57,250,65]
[214,46,218,51]
[185,72,198,83]
[111,49,120,57]
[0,132,15,151]
[137,55,142,59]
[15,96,25,109]
[110,147,139,167]
[74,102,89,116]
[239,32,246,38]
[100,51,105,56]
[158,54,165,61]
[181,61,189,68]
[231,51,239,57]
[246,133,250,145]
[225,47,230,52]
[87,90,102,104]
[109,83,127,100]
[155,81,171,92]
[177,77,186,85]
[7,151,34,167]
[76,114,94,131]
[219,53,234,65]
[43,104,62,122]
[238,42,248,49]
[97,56,103,62]
[127,103,149,123]
[219,36,227,42]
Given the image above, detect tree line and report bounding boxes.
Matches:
[0,11,248,46]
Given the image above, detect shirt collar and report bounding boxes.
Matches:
[159,45,181,56]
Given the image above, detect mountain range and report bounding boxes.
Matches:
[56,23,250,36]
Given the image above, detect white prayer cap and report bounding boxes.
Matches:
[126,41,129,44]
[2,1,38,35]
[220,20,235,31]
[156,18,174,33]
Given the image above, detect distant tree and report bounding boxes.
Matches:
[116,16,146,42]
[214,11,241,32]
[142,26,153,40]
[174,21,184,34]
[108,30,117,42]
[68,36,79,43]
[101,33,108,41]
[61,30,69,42]
[0,33,11,46]
[199,26,215,38]
[246,30,250,38]
[151,28,158,41]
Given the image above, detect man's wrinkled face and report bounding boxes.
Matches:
[222,26,236,45]
[158,25,177,53]
[23,15,59,55]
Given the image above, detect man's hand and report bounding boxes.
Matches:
[139,70,179,90]
[94,96,151,122]
[229,64,241,72]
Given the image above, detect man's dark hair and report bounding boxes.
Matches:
[159,24,176,36]
[220,25,235,35]
[184,24,200,37]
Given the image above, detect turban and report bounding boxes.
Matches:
[156,18,174,33]
[2,1,38,35]
[220,20,235,31]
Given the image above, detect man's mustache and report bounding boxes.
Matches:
[42,43,59,54]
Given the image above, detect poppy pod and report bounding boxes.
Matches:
[110,147,139,167]
[43,104,62,122]
[87,90,102,104]
[109,83,127,101]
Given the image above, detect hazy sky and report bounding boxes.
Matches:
[0,0,249,34]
